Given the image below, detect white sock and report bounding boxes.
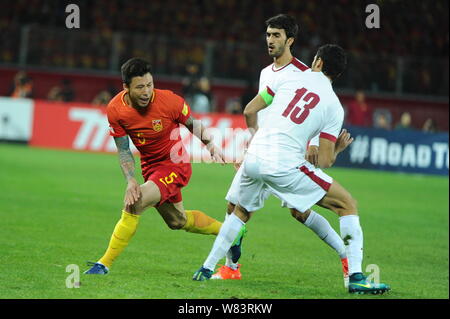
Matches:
[203,213,245,271]
[304,210,347,259]
[224,212,239,270]
[339,215,363,275]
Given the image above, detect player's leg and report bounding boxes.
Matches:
[85,181,161,274]
[194,204,251,281]
[263,163,350,289]
[194,158,264,281]
[289,206,346,258]
[317,180,390,294]
[212,165,249,279]
[290,207,348,287]
[290,209,345,259]
[155,201,222,235]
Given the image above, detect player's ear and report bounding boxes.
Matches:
[312,57,323,72]
[317,58,324,71]
[287,37,294,47]
[123,83,129,92]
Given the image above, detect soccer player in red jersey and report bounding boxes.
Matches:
[84,58,245,274]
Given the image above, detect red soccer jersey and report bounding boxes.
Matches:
[106,89,192,168]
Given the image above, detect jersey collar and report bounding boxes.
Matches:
[272,57,295,72]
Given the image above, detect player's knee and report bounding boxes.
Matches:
[123,202,146,215]
[167,218,186,230]
[290,209,309,223]
[227,202,236,215]
[235,205,251,223]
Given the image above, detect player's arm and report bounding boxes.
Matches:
[243,89,271,134]
[114,136,141,206]
[184,116,225,164]
[306,135,320,166]
[317,129,353,168]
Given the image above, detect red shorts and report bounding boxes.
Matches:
[142,162,192,207]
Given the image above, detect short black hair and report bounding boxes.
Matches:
[316,44,347,81]
[265,14,299,40]
[121,58,152,86]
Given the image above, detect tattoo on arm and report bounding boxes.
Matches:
[114,136,135,181]
[184,115,213,146]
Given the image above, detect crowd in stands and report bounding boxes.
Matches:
[0,0,448,96]
[2,0,447,57]
[344,90,439,132]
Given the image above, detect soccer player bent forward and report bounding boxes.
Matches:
[84,58,245,275]
[193,45,390,294]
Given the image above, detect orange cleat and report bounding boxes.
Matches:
[211,264,242,280]
[341,257,349,288]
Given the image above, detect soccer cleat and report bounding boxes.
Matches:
[211,264,242,280]
[193,267,213,281]
[84,261,109,275]
[341,257,349,288]
[229,224,247,263]
[348,272,391,295]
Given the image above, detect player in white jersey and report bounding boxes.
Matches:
[213,14,349,287]
[195,44,390,295]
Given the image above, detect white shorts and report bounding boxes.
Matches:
[238,154,333,213]
[225,164,271,205]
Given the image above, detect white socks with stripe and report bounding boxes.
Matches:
[304,210,347,259]
[339,215,363,275]
[203,213,245,271]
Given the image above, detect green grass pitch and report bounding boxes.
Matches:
[0,143,448,299]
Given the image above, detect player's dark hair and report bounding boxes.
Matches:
[316,44,347,81]
[121,58,152,86]
[265,14,299,40]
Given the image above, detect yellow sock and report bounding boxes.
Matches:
[182,210,222,235]
[98,210,140,268]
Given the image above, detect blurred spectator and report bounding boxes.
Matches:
[47,79,75,102]
[373,109,392,130]
[182,63,200,104]
[92,90,113,106]
[346,90,372,127]
[9,71,33,98]
[395,112,413,130]
[422,118,438,133]
[92,84,118,106]
[190,77,213,113]
[225,98,243,115]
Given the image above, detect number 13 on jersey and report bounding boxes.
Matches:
[282,87,320,124]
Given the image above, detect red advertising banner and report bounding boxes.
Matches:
[30,100,249,162]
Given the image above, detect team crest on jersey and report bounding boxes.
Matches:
[152,119,163,132]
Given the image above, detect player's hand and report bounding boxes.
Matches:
[208,144,225,165]
[335,129,354,153]
[233,161,242,171]
[305,145,319,166]
[124,178,141,207]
